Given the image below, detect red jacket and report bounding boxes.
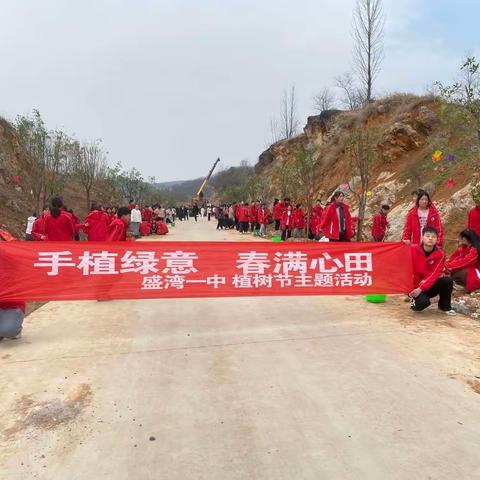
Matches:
[156,220,169,235]
[468,206,480,237]
[309,213,321,235]
[84,210,110,241]
[293,208,306,229]
[32,216,47,240]
[273,202,285,220]
[44,211,74,241]
[320,202,353,240]
[312,205,324,218]
[249,205,258,223]
[411,244,446,291]
[402,205,443,245]
[108,218,129,241]
[371,212,389,240]
[280,210,295,230]
[446,245,480,292]
[257,208,270,225]
[142,209,153,222]
[238,206,249,222]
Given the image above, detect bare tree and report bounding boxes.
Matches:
[313,88,336,112]
[73,139,107,210]
[346,126,376,240]
[352,0,385,102]
[268,117,282,146]
[280,84,300,139]
[335,72,364,110]
[292,145,318,233]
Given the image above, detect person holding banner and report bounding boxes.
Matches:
[409,226,456,315]
[0,301,25,341]
[319,191,353,242]
[107,207,131,241]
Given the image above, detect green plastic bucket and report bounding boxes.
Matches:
[272,236,282,243]
[365,294,386,303]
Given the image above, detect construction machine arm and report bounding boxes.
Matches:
[196,158,220,198]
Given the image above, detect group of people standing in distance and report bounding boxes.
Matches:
[213,188,480,314]
[22,199,198,243]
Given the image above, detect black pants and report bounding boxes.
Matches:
[330,233,350,242]
[208,213,211,221]
[240,221,249,233]
[411,277,453,312]
[281,229,292,241]
[275,219,280,230]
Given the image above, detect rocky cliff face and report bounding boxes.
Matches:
[255,95,479,251]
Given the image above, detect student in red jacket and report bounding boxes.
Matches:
[312,199,324,219]
[402,190,443,246]
[409,226,455,315]
[238,203,250,234]
[272,199,284,231]
[371,205,390,241]
[44,197,75,241]
[257,203,270,237]
[445,229,480,293]
[32,206,49,240]
[107,207,131,241]
[467,203,480,237]
[308,210,321,240]
[320,191,353,241]
[292,204,306,238]
[84,204,110,241]
[280,204,295,241]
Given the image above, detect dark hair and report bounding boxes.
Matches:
[331,191,344,203]
[117,207,130,218]
[50,197,63,218]
[422,226,438,236]
[90,202,98,212]
[296,203,301,209]
[459,229,480,256]
[273,198,279,206]
[381,204,390,210]
[416,190,431,208]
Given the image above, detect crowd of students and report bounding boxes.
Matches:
[215,188,480,315]
[21,198,193,243]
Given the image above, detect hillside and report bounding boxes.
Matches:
[252,94,479,251]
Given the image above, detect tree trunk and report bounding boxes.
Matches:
[86,188,91,212]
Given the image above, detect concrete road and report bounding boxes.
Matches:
[2,217,480,480]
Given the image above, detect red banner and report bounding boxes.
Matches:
[0,241,413,301]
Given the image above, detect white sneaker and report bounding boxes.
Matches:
[444,309,457,316]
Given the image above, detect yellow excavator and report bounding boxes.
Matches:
[193,157,220,204]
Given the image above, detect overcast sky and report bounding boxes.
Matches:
[1,0,478,181]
